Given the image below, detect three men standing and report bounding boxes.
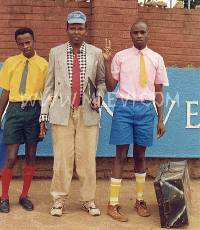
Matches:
[0,12,168,222]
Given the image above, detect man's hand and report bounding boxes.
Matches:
[91,96,102,112]
[157,120,165,139]
[103,38,112,61]
[38,121,47,139]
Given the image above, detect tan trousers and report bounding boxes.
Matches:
[50,107,99,202]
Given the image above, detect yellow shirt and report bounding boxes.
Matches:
[0,53,48,102]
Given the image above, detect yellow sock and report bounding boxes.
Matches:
[109,178,122,206]
[135,173,146,201]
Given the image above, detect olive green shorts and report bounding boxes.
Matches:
[3,101,41,145]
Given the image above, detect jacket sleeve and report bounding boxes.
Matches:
[95,50,106,99]
[40,48,55,115]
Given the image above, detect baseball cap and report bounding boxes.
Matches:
[67,11,86,24]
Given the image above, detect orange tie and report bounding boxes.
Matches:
[139,53,147,87]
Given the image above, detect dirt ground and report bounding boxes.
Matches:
[0,179,199,230]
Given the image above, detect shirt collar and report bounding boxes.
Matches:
[132,45,149,55]
[19,51,37,62]
[67,41,86,54]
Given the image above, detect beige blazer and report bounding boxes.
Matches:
[41,42,106,126]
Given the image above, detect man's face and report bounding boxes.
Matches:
[130,22,148,50]
[67,23,87,46]
[16,33,35,58]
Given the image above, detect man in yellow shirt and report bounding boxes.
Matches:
[0,27,48,213]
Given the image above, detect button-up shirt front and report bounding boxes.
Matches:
[0,53,48,102]
[111,46,169,101]
[66,42,86,99]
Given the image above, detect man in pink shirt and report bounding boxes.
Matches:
[103,20,169,222]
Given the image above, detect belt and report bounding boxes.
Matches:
[9,100,40,109]
[118,99,152,103]
[136,100,152,103]
[71,105,80,110]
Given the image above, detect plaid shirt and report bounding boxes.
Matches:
[66,41,86,99]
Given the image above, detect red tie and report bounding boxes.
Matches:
[71,48,80,107]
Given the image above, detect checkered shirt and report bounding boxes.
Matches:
[66,41,86,99]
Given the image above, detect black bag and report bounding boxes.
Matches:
[154,161,191,228]
[86,78,96,101]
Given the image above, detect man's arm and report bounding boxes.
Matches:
[102,39,118,92]
[155,84,165,138]
[104,60,118,92]
[0,59,11,126]
[0,89,9,127]
[40,48,55,115]
[95,51,106,99]
[39,48,55,138]
[90,51,106,111]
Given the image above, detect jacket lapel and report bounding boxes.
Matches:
[83,44,92,92]
[60,43,70,86]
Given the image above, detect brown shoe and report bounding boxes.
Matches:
[107,203,128,222]
[134,200,150,217]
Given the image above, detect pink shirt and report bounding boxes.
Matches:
[111,46,169,101]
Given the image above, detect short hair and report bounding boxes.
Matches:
[131,19,149,31]
[15,27,34,41]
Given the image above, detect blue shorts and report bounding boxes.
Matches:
[110,99,156,147]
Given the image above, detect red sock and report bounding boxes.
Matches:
[1,168,13,199]
[20,165,35,198]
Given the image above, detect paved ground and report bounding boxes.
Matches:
[0,179,198,230]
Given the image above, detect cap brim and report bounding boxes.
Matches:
[68,19,86,24]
